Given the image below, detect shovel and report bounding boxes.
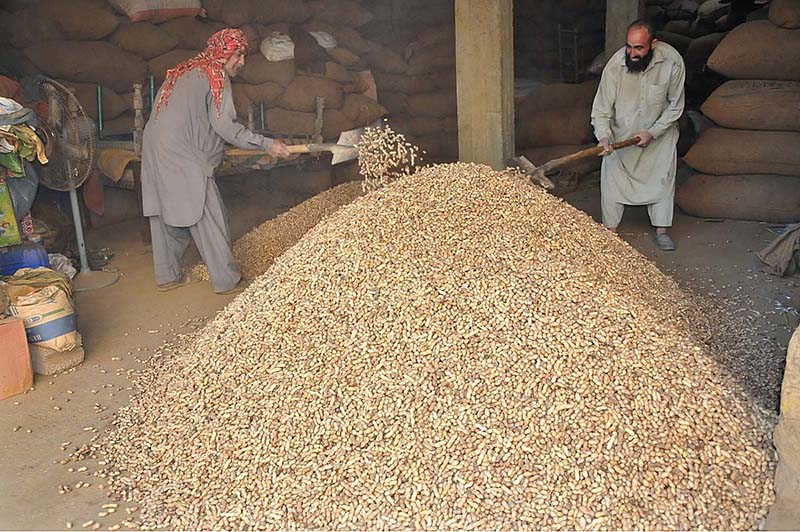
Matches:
[224,126,365,165]
[510,136,641,189]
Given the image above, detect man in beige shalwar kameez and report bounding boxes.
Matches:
[591,20,685,251]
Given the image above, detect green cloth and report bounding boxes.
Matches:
[0,152,23,177]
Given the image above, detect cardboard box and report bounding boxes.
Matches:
[0,317,32,400]
[0,176,22,248]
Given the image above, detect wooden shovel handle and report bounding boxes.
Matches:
[225,145,315,157]
[532,136,641,177]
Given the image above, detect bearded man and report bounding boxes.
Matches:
[142,28,291,294]
[591,20,685,251]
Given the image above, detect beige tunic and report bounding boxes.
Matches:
[591,42,685,206]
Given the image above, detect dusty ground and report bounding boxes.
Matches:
[0,165,798,530]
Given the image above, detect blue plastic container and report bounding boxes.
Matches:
[0,241,50,276]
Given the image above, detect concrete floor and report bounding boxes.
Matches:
[1,167,798,530]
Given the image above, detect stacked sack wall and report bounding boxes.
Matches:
[0,0,389,142]
[679,10,800,223]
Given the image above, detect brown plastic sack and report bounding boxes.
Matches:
[684,129,800,176]
[277,74,344,112]
[516,105,594,148]
[685,32,726,73]
[204,0,311,27]
[407,43,455,76]
[243,82,285,105]
[110,22,179,60]
[239,56,295,87]
[364,44,408,74]
[707,20,800,81]
[407,90,456,118]
[56,80,130,121]
[25,41,147,94]
[677,173,800,223]
[770,0,800,29]
[308,0,373,28]
[701,80,800,132]
[159,17,226,51]
[326,47,361,67]
[148,49,197,85]
[341,93,387,126]
[265,107,317,136]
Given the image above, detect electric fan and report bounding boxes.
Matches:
[33,77,118,291]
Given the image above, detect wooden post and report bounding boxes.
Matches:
[455,0,514,170]
[605,0,645,57]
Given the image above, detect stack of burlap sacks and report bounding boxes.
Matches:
[0,0,389,142]
[514,0,605,80]
[650,0,773,98]
[677,1,800,223]
[356,0,457,163]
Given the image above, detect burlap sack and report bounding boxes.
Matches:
[204,0,311,27]
[433,70,456,90]
[655,31,693,55]
[707,20,800,81]
[240,24,260,56]
[230,83,251,117]
[304,20,373,54]
[148,49,197,85]
[414,23,455,49]
[697,0,729,21]
[8,0,120,47]
[243,82,285,105]
[110,22,179,60]
[770,0,800,29]
[109,0,202,22]
[748,4,771,21]
[365,44,408,74]
[308,0,373,28]
[321,61,352,84]
[320,108,354,140]
[374,72,438,94]
[56,79,130,121]
[391,114,457,137]
[277,74,343,112]
[159,17,226,51]
[685,32,726,73]
[26,41,147,94]
[407,43,455,76]
[516,105,594,148]
[662,20,708,37]
[516,80,599,115]
[519,144,600,177]
[380,91,408,114]
[407,90,456,118]
[677,173,800,223]
[341,93,387,126]
[701,80,800,132]
[326,47,361,67]
[684,129,800,176]
[102,111,136,135]
[265,107,316,136]
[0,47,39,77]
[239,56,295,87]
[664,0,700,20]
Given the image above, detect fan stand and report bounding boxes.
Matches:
[68,186,118,292]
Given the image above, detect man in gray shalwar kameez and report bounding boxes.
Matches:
[591,20,685,251]
[142,28,291,293]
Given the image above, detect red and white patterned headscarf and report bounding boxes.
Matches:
[155,28,248,118]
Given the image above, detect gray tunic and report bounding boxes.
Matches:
[591,43,686,206]
[141,70,273,227]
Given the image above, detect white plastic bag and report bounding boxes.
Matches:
[260,32,295,62]
[309,31,337,50]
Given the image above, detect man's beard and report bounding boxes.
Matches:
[625,48,654,72]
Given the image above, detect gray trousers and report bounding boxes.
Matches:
[149,179,240,293]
